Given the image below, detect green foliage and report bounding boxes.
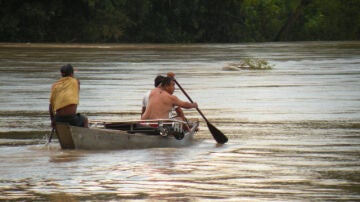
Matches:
[0,0,358,42]
[241,57,274,69]
[241,0,284,42]
[301,0,360,40]
[223,57,274,71]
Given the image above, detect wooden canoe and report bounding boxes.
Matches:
[55,119,199,150]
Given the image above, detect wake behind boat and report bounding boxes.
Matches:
[54,119,199,150]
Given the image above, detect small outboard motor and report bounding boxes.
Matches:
[173,131,184,140]
[159,121,185,140]
[170,122,184,140]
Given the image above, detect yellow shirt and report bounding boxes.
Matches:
[50,77,79,113]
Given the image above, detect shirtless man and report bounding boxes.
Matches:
[49,64,88,128]
[141,75,165,116]
[141,76,198,120]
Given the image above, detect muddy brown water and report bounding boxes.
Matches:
[0,42,359,201]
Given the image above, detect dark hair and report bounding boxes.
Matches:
[161,76,174,87]
[154,75,165,87]
[60,64,74,77]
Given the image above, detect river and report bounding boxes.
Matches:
[0,42,359,201]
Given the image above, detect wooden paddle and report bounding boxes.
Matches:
[48,128,55,143]
[171,77,228,144]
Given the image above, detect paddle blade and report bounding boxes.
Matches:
[48,128,55,143]
[206,121,228,144]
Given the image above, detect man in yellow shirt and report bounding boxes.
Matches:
[49,64,88,128]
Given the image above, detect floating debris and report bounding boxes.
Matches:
[223,57,274,71]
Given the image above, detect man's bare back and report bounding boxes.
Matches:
[141,78,197,120]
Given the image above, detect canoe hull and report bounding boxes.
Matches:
[55,120,198,150]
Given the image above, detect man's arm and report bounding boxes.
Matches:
[141,106,146,116]
[175,107,185,119]
[172,95,198,109]
[141,91,150,116]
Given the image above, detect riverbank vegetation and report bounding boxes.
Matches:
[0,0,359,43]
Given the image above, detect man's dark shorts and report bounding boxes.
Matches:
[55,113,87,127]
